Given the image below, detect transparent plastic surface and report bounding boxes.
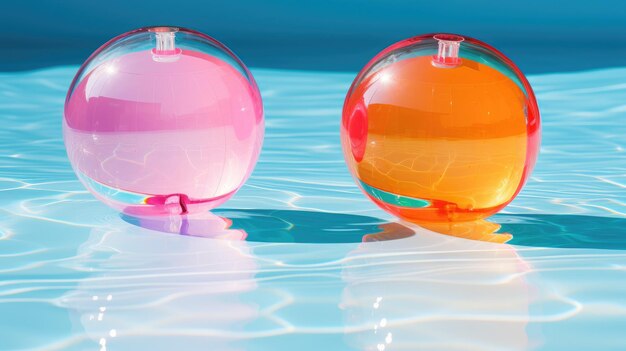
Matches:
[64,26,264,215]
[341,33,541,223]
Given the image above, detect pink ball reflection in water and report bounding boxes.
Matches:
[64,27,264,215]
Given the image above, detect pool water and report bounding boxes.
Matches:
[1,66,626,350]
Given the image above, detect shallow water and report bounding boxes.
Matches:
[1,66,626,350]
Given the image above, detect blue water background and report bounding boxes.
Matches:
[3,0,626,72]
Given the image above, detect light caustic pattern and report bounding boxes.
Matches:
[1,65,626,350]
[342,35,540,223]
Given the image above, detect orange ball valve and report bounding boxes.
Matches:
[341,34,540,223]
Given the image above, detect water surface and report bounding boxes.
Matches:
[1,66,626,350]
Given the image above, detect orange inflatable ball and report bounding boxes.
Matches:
[341,34,540,223]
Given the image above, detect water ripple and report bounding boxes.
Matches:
[1,66,626,350]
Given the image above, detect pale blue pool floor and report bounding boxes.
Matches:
[1,66,626,350]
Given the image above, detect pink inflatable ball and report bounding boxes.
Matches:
[64,26,264,215]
